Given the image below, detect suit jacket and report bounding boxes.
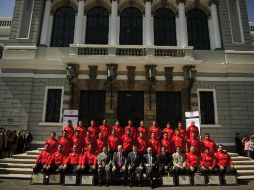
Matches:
[127,151,143,167]
[172,152,186,167]
[97,151,112,167]
[112,151,127,167]
[143,153,157,166]
[157,153,172,167]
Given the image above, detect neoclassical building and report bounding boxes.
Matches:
[0,0,253,147]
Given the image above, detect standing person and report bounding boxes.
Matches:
[242,136,250,157]
[235,133,243,156]
[149,121,161,141]
[88,120,99,142]
[24,130,33,151]
[124,120,137,139]
[99,119,111,141]
[75,120,87,140]
[163,122,175,142]
[6,130,12,157]
[16,131,25,154]
[177,121,187,141]
[248,136,254,159]
[0,129,3,158]
[63,120,74,140]
[137,120,148,140]
[9,130,17,156]
[186,121,199,139]
[172,128,186,152]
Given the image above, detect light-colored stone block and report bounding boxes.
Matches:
[224,175,237,185]
[80,175,94,185]
[207,175,221,185]
[48,174,61,184]
[162,175,175,186]
[31,173,44,184]
[178,175,191,186]
[63,175,77,185]
[193,175,205,185]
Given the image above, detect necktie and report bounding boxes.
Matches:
[118,153,123,167]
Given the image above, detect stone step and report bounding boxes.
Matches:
[26,150,40,155]
[13,154,37,159]
[0,167,33,174]
[232,160,254,165]
[231,156,251,161]
[0,163,34,168]
[37,148,44,151]
[237,170,254,176]
[0,173,32,179]
[237,175,254,180]
[0,158,35,164]
[229,153,239,157]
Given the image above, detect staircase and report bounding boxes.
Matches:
[0,149,253,180]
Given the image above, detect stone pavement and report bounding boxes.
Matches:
[0,180,254,190]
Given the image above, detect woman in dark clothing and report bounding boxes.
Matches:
[15,131,24,154]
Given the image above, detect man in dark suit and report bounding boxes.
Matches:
[97,146,112,186]
[157,146,173,176]
[112,145,127,185]
[143,147,157,188]
[127,144,143,186]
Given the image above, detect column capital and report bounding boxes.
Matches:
[176,0,186,4]
[144,0,153,3]
[209,0,218,6]
[110,0,119,2]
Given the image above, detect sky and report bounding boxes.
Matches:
[0,0,253,21]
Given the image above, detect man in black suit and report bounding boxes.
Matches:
[157,146,173,176]
[143,147,157,188]
[127,144,143,186]
[112,145,127,185]
[97,146,112,186]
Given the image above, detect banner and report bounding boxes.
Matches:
[185,111,201,134]
[63,110,79,129]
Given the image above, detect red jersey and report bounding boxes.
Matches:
[108,135,120,152]
[149,126,161,140]
[136,136,147,154]
[122,134,134,152]
[81,151,97,166]
[178,126,187,141]
[161,138,173,154]
[163,127,175,141]
[99,124,111,140]
[95,138,107,154]
[187,137,202,153]
[72,134,84,154]
[148,139,160,154]
[84,136,94,152]
[215,151,233,167]
[64,152,81,165]
[88,125,98,141]
[59,136,73,155]
[172,135,186,152]
[111,125,123,138]
[137,126,148,139]
[186,152,201,167]
[187,124,200,139]
[45,137,59,153]
[202,139,216,155]
[201,153,217,168]
[63,125,74,139]
[35,150,51,165]
[75,125,87,139]
[124,125,137,139]
[47,151,66,166]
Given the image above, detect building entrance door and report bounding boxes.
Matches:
[79,90,106,126]
[117,91,144,128]
[156,92,182,129]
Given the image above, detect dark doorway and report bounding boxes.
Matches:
[79,90,106,126]
[156,92,182,129]
[117,91,144,127]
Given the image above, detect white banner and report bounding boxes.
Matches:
[63,110,79,129]
[185,111,201,134]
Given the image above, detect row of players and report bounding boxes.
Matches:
[34,143,235,187]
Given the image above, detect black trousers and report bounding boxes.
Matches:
[33,163,46,173]
[219,166,236,175]
[81,164,96,174]
[128,165,142,183]
[98,165,111,184]
[200,166,220,174]
[63,164,80,174]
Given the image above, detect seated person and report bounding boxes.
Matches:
[172,146,186,174]
[122,128,134,154]
[200,147,218,174]
[148,132,160,154]
[112,145,127,184]
[136,131,147,154]
[187,132,202,154]
[97,146,112,186]
[46,144,66,173]
[127,145,143,187]
[59,130,73,155]
[186,146,202,175]
[63,145,82,174]
[172,129,186,153]
[201,133,216,155]
[108,129,121,155]
[84,131,93,152]
[80,144,97,174]
[45,132,59,153]
[161,133,173,154]
[72,129,84,154]
[33,143,51,173]
[215,144,236,174]
[143,147,157,188]
[96,132,107,154]
[157,146,173,176]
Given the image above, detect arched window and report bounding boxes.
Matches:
[85,6,109,44]
[154,8,176,46]
[0,47,3,59]
[120,7,143,45]
[187,9,210,50]
[50,6,75,47]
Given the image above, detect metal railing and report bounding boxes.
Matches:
[0,17,12,27]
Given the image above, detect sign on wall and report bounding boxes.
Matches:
[185,111,201,134]
[63,110,79,129]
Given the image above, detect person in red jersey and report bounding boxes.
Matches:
[186,146,202,174]
[187,121,200,139]
[200,147,218,174]
[137,131,147,154]
[84,131,94,152]
[122,128,134,153]
[111,120,123,138]
[33,143,52,173]
[201,133,217,155]
[215,144,236,174]
[99,119,111,141]
[108,129,121,154]
[137,120,148,140]
[46,144,66,173]
[63,120,74,139]
[63,145,82,173]
[88,120,99,141]
[148,132,160,154]
[96,132,107,154]
[161,133,173,154]
[187,132,202,154]
[59,130,73,155]
[75,120,87,139]
[72,130,84,154]
[124,120,137,139]
[45,132,59,153]
[177,121,187,141]
[172,128,186,152]
[163,122,175,142]
[149,121,161,141]
[80,144,97,174]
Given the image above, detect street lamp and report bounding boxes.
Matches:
[145,65,157,110]
[107,64,117,109]
[66,64,77,108]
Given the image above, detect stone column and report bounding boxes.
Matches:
[177,0,188,47]
[40,0,52,46]
[74,0,85,44]
[110,0,118,45]
[210,0,222,49]
[144,0,153,46]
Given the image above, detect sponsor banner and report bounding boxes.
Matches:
[63,110,79,129]
[185,111,201,134]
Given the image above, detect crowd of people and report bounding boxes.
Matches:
[235,133,254,159]
[33,119,236,187]
[0,128,33,158]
